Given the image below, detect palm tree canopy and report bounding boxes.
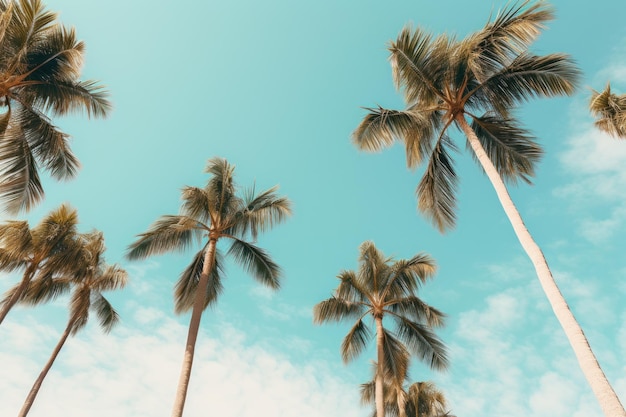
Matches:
[0,204,82,307]
[0,0,111,214]
[126,157,292,313]
[352,0,580,231]
[313,241,448,375]
[589,83,626,138]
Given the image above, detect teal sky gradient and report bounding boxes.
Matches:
[1,1,626,416]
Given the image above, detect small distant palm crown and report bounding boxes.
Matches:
[127,157,292,313]
[0,203,81,324]
[0,0,111,214]
[590,83,626,138]
[361,377,450,417]
[313,241,447,417]
[352,1,579,231]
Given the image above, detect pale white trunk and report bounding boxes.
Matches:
[375,316,386,417]
[171,238,217,417]
[18,321,71,417]
[457,114,626,417]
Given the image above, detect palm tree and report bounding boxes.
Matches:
[589,83,626,138]
[0,0,111,214]
[313,241,447,417]
[12,230,127,417]
[362,375,451,417]
[126,157,291,417]
[352,2,625,415]
[0,203,80,324]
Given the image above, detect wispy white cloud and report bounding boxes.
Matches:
[0,310,364,417]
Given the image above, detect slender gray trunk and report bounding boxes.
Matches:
[18,322,71,417]
[0,266,35,325]
[171,238,217,417]
[457,114,626,417]
[375,316,385,417]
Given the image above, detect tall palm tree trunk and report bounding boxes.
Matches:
[18,321,72,417]
[375,316,386,417]
[0,267,35,325]
[171,238,217,417]
[457,114,626,417]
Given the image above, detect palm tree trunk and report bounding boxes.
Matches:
[457,114,626,417]
[375,316,386,417]
[18,321,72,417]
[171,238,217,417]
[0,266,35,325]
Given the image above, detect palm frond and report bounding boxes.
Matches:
[380,328,410,384]
[0,1,13,45]
[335,269,367,303]
[589,84,626,138]
[387,296,446,328]
[180,186,212,224]
[352,107,433,168]
[226,238,281,289]
[174,246,224,314]
[21,79,111,118]
[340,318,372,363]
[16,103,80,180]
[233,185,292,240]
[416,135,458,232]
[68,286,91,334]
[204,157,237,217]
[0,219,32,257]
[312,296,366,324]
[0,118,44,214]
[126,215,205,260]
[466,1,554,78]
[357,241,390,293]
[389,27,448,106]
[393,315,448,371]
[469,113,542,183]
[93,265,128,291]
[91,291,120,333]
[18,273,71,305]
[384,254,437,299]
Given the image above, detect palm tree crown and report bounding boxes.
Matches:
[353,1,578,231]
[314,241,447,417]
[0,203,81,324]
[126,157,291,417]
[0,0,111,214]
[589,83,626,138]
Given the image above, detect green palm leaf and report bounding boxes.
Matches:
[393,315,448,371]
[126,215,205,260]
[227,238,281,289]
[174,247,224,314]
[91,291,120,334]
[312,296,366,324]
[340,318,372,363]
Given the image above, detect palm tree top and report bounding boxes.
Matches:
[352,0,580,232]
[589,83,626,138]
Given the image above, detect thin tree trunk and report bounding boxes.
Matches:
[171,238,217,417]
[457,114,626,417]
[375,316,385,417]
[18,321,71,417]
[0,266,35,325]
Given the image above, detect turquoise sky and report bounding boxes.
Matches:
[1,1,626,416]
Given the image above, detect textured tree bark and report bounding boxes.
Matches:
[18,322,72,417]
[171,238,217,417]
[375,316,386,417]
[457,114,626,417]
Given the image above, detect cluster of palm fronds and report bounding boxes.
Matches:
[1,0,625,417]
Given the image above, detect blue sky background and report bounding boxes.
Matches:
[1,1,626,416]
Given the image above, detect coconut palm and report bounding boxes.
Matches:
[0,0,111,214]
[12,230,126,417]
[126,157,291,417]
[589,83,626,138]
[313,241,447,417]
[362,375,451,417]
[0,203,80,324]
[352,2,625,415]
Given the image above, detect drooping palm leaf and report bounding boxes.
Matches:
[174,246,224,314]
[227,238,281,289]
